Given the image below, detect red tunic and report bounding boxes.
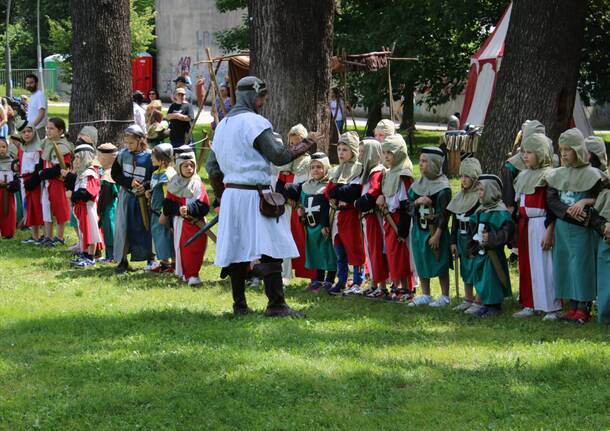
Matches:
[18,147,44,227]
[517,186,547,309]
[278,172,316,280]
[73,172,103,249]
[362,170,389,283]
[166,184,210,279]
[325,181,366,266]
[0,185,16,238]
[384,177,414,289]
[42,154,72,224]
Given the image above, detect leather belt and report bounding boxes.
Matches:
[225,183,270,191]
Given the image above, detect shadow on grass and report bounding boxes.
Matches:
[0,309,608,429]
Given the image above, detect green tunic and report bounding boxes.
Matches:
[408,188,452,278]
[100,180,119,249]
[15,190,23,226]
[553,191,597,302]
[301,190,336,271]
[455,212,477,284]
[469,210,512,305]
[597,239,610,324]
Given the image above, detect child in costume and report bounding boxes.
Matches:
[585,135,608,175]
[163,148,210,286]
[62,143,103,267]
[38,117,73,246]
[275,124,315,283]
[546,128,607,323]
[408,147,452,307]
[96,143,119,262]
[0,138,20,238]
[111,125,154,274]
[374,134,415,300]
[147,143,176,273]
[590,189,610,325]
[373,119,395,143]
[512,133,561,320]
[325,131,365,295]
[285,152,337,291]
[447,156,482,312]
[15,123,44,243]
[354,139,389,297]
[467,174,514,317]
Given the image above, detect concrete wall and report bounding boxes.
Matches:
[155,0,245,99]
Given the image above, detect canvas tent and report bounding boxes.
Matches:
[460,2,593,136]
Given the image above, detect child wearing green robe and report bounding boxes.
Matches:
[97,143,119,262]
[591,189,610,325]
[408,146,452,307]
[447,156,481,312]
[546,128,607,324]
[467,174,514,317]
[285,152,337,292]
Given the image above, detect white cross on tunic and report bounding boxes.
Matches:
[418,206,430,230]
[305,196,320,217]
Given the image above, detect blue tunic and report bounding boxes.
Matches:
[150,168,174,261]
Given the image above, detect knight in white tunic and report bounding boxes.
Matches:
[206,76,317,317]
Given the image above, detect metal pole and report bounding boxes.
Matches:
[5,0,13,97]
[37,0,45,92]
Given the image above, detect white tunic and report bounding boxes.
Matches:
[212,112,299,267]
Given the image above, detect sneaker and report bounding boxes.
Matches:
[73,257,96,267]
[473,305,502,318]
[188,276,202,287]
[429,295,450,308]
[328,283,344,296]
[21,237,37,244]
[144,261,159,272]
[306,281,322,292]
[68,243,81,252]
[464,303,484,315]
[320,281,333,292]
[453,301,474,311]
[115,260,131,274]
[365,287,387,299]
[542,311,560,321]
[343,284,362,296]
[71,252,85,262]
[264,304,305,318]
[512,307,535,318]
[51,237,65,246]
[35,236,50,246]
[407,294,433,307]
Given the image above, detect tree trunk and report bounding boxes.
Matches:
[478,0,587,172]
[400,83,416,153]
[365,102,382,137]
[248,0,334,153]
[69,0,132,144]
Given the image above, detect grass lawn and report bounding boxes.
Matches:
[1,129,609,429]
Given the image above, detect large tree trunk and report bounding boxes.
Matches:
[69,0,132,145]
[400,83,416,153]
[248,0,334,153]
[365,102,382,137]
[478,0,587,172]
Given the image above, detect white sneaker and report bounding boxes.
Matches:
[512,307,535,318]
[188,276,202,286]
[73,257,96,267]
[453,301,473,311]
[542,311,559,321]
[464,303,483,315]
[144,261,160,272]
[429,295,450,308]
[407,294,433,307]
[343,285,362,296]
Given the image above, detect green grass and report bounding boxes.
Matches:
[1,148,609,430]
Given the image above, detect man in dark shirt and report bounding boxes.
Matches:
[167,88,194,148]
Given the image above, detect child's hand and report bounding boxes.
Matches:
[60,169,69,177]
[376,195,385,208]
[566,204,586,222]
[144,190,152,200]
[297,207,305,218]
[604,222,610,242]
[179,206,188,218]
[159,213,167,225]
[450,244,458,257]
[428,230,441,249]
[541,225,554,250]
[321,227,330,238]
